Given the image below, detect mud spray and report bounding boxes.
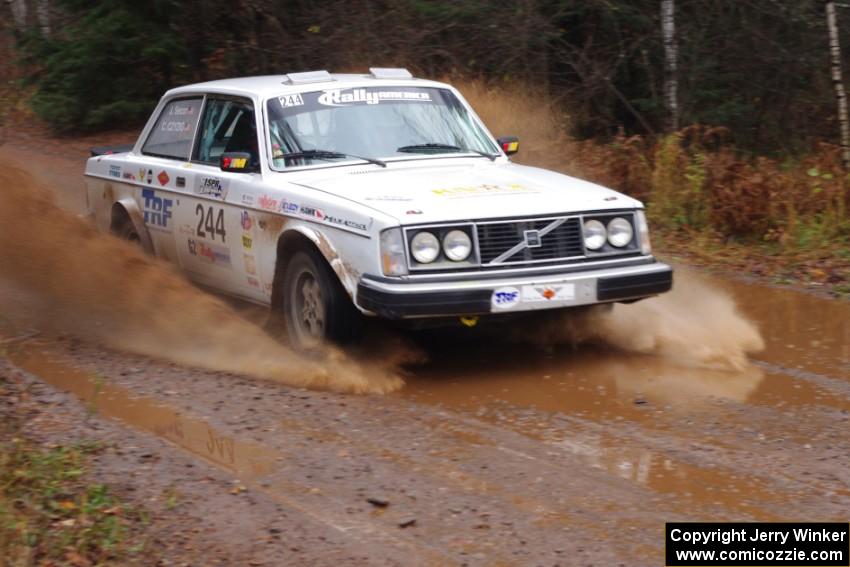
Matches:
[454,79,766,371]
[0,166,403,394]
[522,273,765,371]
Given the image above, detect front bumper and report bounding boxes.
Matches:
[356,260,673,319]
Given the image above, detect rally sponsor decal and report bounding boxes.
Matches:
[157,170,170,186]
[141,189,173,232]
[108,165,121,178]
[243,254,257,276]
[431,183,537,198]
[194,176,229,199]
[188,239,231,268]
[521,284,575,303]
[318,88,431,107]
[491,287,521,310]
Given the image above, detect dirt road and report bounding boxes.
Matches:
[1,138,849,566]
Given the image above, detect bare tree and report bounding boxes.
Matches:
[826,0,850,169]
[661,0,679,132]
[36,0,49,36]
[7,0,27,31]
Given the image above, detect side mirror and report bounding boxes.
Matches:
[220,152,255,173]
[497,136,519,156]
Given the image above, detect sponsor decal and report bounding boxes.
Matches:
[242,234,253,250]
[247,276,260,289]
[141,189,173,231]
[146,169,153,184]
[406,209,423,215]
[222,156,248,169]
[431,183,535,198]
[178,223,195,236]
[195,176,229,199]
[318,88,431,107]
[108,165,121,178]
[176,176,186,188]
[521,284,575,303]
[279,93,305,108]
[241,193,255,206]
[365,195,413,202]
[122,171,136,181]
[243,254,257,276]
[258,195,279,211]
[491,286,521,310]
[280,200,299,214]
[299,205,324,220]
[138,168,146,182]
[240,211,253,231]
[188,239,231,267]
[324,215,367,231]
[157,170,170,186]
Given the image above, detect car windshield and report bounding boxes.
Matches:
[266,86,499,168]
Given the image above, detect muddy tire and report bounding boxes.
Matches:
[282,248,361,349]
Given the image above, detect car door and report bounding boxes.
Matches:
[173,95,264,299]
[137,96,204,264]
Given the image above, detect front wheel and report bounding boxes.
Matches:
[282,249,361,349]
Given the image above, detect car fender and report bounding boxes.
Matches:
[277,224,361,299]
[111,198,155,255]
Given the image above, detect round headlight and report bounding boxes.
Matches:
[583,220,607,250]
[411,231,440,263]
[443,229,472,261]
[607,217,634,247]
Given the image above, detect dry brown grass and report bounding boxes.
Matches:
[455,77,849,250]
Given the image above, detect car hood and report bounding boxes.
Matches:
[287,159,642,224]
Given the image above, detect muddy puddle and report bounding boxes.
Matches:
[3,343,278,480]
[399,276,850,517]
[404,276,849,415]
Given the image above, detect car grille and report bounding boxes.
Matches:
[477,217,584,265]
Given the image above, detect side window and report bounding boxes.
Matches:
[194,98,258,165]
[142,98,203,160]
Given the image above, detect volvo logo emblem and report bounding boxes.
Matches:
[524,229,542,248]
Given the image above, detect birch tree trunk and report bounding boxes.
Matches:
[826,1,850,170]
[8,0,28,31]
[661,0,679,132]
[36,0,50,36]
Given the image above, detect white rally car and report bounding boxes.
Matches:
[85,68,672,347]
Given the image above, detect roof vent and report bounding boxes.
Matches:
[369,67,413,80]
[284,70,334,85]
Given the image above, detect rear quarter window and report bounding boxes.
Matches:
[142,97,203,160]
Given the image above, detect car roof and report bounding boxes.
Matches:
[164,72,452,99]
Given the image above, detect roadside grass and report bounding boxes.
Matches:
[0,376,151,566]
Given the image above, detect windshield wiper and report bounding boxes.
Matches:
[396,143,497,161]
[279,149,386,168]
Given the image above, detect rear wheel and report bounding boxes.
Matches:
[282,249,361,349]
